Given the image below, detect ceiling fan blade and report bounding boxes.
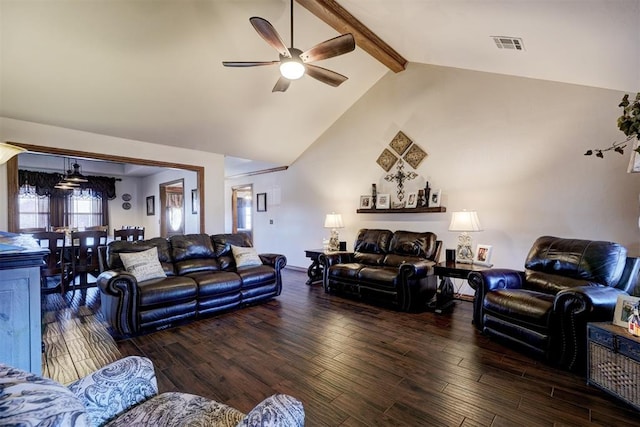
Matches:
[305,64,348,87]
[272,76,291,93]
[300,34,355,63]
[222,61,279,67]
[250,17,291,58]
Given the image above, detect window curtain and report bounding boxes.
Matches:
[166,192,183,208]
[18,170,117,227]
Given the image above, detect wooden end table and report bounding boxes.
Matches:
[431,261,491,313]
[304,249,326,285]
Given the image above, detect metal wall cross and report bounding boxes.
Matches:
[384,160,418,202]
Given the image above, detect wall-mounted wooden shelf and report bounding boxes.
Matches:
[356,206,447,214]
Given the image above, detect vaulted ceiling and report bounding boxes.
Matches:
[2,1,639,175]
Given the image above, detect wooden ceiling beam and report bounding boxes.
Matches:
[295,0,407,73]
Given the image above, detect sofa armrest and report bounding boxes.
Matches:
[468,269,526,330]
[67,356,158,427]
[319,252,354,267]
[553,285,627,372]
[259,253,287,271]
[399,259,436,278]
[468,269,526,292]
[237,394,305,427]
[96,270,139,336]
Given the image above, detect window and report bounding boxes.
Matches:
[18,186,50,230]
[67,189,103,230]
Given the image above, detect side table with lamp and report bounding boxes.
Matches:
[429,210,486,313]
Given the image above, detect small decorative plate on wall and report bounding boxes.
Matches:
[121,193,132,201]
[122,202,132,210]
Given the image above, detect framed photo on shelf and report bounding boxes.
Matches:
[146,196,155,216]
[359,195,372,209]
[376,193,390,209]
[406,192,418,208]
[428,189,441,207]
[256,193,267,212]
[473,244,493,266]
[613,294,640,328]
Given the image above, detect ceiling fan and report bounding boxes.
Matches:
[222,0,356,92]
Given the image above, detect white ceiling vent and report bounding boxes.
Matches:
[492,36,524,51]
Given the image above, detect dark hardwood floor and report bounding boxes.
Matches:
[42,269,639,426]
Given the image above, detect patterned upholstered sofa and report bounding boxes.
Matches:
[0,356,304,427]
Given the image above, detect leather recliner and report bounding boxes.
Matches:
[468,236,640,373]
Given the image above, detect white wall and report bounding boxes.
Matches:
[227,63,640,295]
[1,118,225,234]
[140,168,199,238]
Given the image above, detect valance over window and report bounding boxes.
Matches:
[18,169,117,199]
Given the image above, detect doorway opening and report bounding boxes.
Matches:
[232,184,253,242]
[160,179,184,238]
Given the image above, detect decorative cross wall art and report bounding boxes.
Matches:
[384,159,418,202]
[374,130,428,202]
[376,130,428,172]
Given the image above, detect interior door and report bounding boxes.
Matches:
[232,184,253,242]
[160,179,184,238]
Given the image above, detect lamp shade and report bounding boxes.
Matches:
[324,213,344,229]
[449,211,482,232]
[0,142,26,164]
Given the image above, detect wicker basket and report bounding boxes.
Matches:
[589,340,640,409]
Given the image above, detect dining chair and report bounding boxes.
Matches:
[70,230,108,289]
[113,228,134,241]
[134,227,145,241]
[31,231,70,294]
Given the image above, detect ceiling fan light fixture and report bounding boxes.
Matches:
[279,58,305,80]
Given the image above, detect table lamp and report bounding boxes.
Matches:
[448,210,482,263]
[324,212,344,251]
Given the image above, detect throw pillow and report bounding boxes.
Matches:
[119,247,167,282]
[231,245,262,267]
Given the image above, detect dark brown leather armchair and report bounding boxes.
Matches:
[469,236,640,373]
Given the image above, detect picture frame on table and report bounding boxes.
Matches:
[406,192,418,208]
[359,195,372,209]
[376,193,390,209]
[256,193,267,212]
[613,294,640,328]
[146,196,155,216]
[191,189,199,214]
[473,244,493,266]
[428,189,442,207]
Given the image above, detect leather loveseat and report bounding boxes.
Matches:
[1,356,304,426]
[97,233,286,337]
[469,235,640,373]
[321,229,442,311]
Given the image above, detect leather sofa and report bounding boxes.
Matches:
[469,235,640,373]
[97,233,286,336]
[1,356,304,426]
[321,229,442,311]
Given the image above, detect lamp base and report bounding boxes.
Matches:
[328,229,340,251]
[456,243,474,264]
